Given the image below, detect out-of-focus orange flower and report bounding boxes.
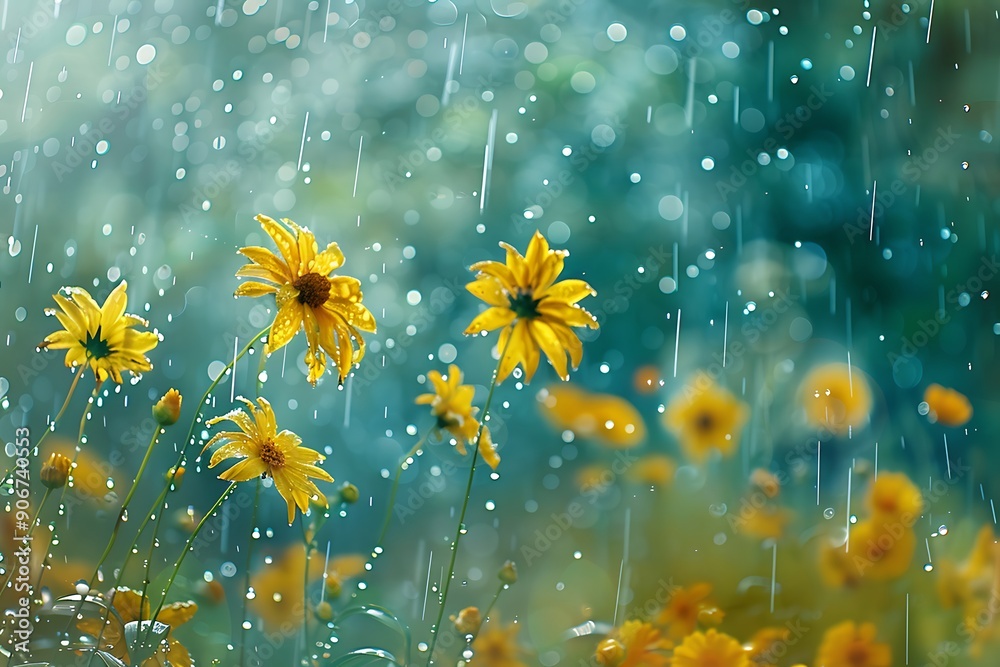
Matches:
[800,363,871,434]
[471,619,529,667]
[749,468,781,498]
[745,626,791,667]
[539,384,646,448]
[672,629,748,667]
[866,471,922,521]
[923,383,972,427]
[664,373,749,462]
[849,519,916,581]
[599,620,671,667]
[737,505,793,541]
[815,621,890,667]
[626,454,676,486]
[657,583,718,639]
[633,366,662,394]
[937,525,998,610]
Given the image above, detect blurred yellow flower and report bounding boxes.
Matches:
[39,281,158,384]
[204,396,333,524]
[626,454,676,486]
[815,621,890,667]
[745,626,790,667]
[235,214,376,386]
[850,518,916,581]
[657,583,716,639]
[81,587,197,667]
[800,363,871,434]
[672,629,748,667]
[664,373,749,462]
[416,364,500,469]
[464,230,598,383]
[737,505,793,541]
[539,384,646,448]
[866,471,922,521]
[749,468,781,498]
[923,383,972,427]
[576,464,610,491]
[819,539,862,588]
[451,606,482,634]
[937,525,998,611]
[471,619,529,667]
[633,365,663,394]
[603,620,671,667]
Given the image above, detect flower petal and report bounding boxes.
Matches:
[267,299,304,353]
[466,277,510,308]
[218,456,268,482]
[235,281,279,298]
[529,319,570,381]
[256,214,301,276]
[538,278,596,305]
[464,307,516,335]
[311,241,345,276]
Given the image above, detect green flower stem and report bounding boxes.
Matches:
[144,481,238,645]
[302,513,313,664]
[425,342,509,667]
[0,488,50,602]
[89,424,162,588]
[32,361,88,453]
[480,581,507,624]
[377,429,432,547]
[238,479,262,667]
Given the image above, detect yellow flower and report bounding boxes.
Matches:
[849,519,916,581]
[737,505,793,541]
[923,383,973,426]
[471,619,529,667]
[664,373,749,462]
[750,468,781,498]
[866,471,922,521]
[800,363,871,434]
[745,626,791,667]
[937,525,998,610]
[80,587,197,667]
[539,384,646,448]
[815,621,890,667]
[626,454,677,486]
[657,583,716,639]
[152,388,182,426]
[611,620,672,667]
[464,230,598,384]
[234,214,376,386]
[672,629,749,667]
[39,281,158,384]
[416,364,500,469]
[451,606,482,634]
[596,638,626,667]
[204,396,334,524]
[819,538,861,588]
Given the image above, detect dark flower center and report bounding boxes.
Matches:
[694,411,716,433]
[259,439,286,470]
[83,326,112,360]
[508,290,541,319]
[293,272,331,308]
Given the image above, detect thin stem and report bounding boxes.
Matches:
[480,582,506,624]
[33,362,88,452]
[145,481,238,643]
[377,430,432,546]
[425,343,509,667]
[238,480,262,667]
[89,425,162,587]
[302,514,313,664]
[0,488,51,600]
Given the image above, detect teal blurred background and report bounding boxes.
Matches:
[2,0,1000,664]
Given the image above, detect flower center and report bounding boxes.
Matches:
[846,644,870,666]
[508,290,541,319]
[293,272,331,308]
[258,439,286,469]
[694,411,716,433]
[83,326,112,360]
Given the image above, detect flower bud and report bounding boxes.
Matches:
[325,573,343,599]
[315,600,335,622]
[498,560,518,585]
[167,466,185,490]
[339,482,359,504]
[40,452,72,489]
[152,389,182,426]
[450,606,482,634]
[595,638,625,667]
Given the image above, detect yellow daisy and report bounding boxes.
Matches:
[800,363,872,434]
[866,471,923,521]
[849,518,916,581]
[923,383,973,427]
[815,621,890,667]
[464,230,598,384]
[415,364,500,469]
[39,280,158,384]
[664,373,749,462]
[672,629,749,667]
[79,587,197,667]
[606,620,672,667]
[234,214,376,386]
[203,396,334,524]
[539,383,647,448]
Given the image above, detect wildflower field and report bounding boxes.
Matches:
[1,1,999,666]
